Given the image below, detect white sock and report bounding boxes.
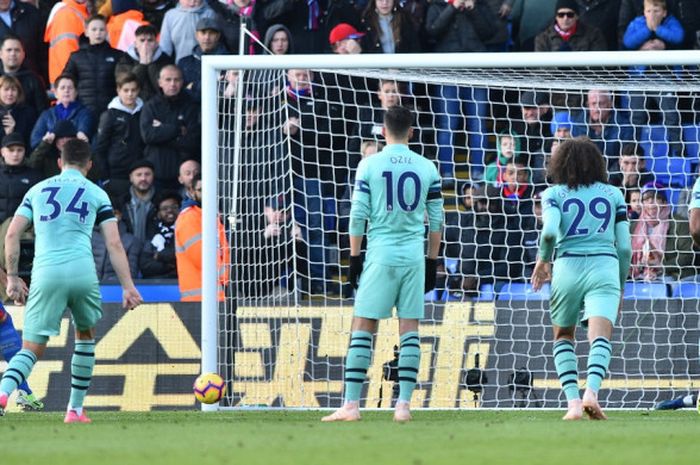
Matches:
[69,406,83,416]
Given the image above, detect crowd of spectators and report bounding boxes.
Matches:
[1,0,700,301]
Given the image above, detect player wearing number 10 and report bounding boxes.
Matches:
[531,138,632,421]
[0,139,143,422]
[322,106,443,423]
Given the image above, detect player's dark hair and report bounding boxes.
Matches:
[547,137,607,189]
[383,105,413,139]
[61,138,92,168]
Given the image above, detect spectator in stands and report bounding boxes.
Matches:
[515,90,552,156]
[510,0,556,51]
[45,0,89,85]
[159,0,216,62]
[531,137,560,188]
[263,24,293,54]
[0,75,38,147]
[175,174,230,301]
[483,0,514,52]
[571,89,633,169]
[358,0,421,53]
[573,0,623,51]
[177,159,200,201]
[106,0,150,52]
[205,0,263,54]
[630,181,694,280]
[426,0,497,182]
[0,0,45,82]
[550,111,574,139]
[609,143,656,194]
[443,180,484,296]
[484,130,521,185]
[329,22,364,54]
[535,0,607,51]
[627,187,643,220]
[92,199,142,282]
[0,36,48,114]
[623,0,684,154]
[140,64,201,190]
[260,0,328,53]
[93,72,145,199]
[116,24,174,102]
[30,73,94,151]
[63,15,125,118]
[142,0,177,32]
[178,18,230,102]
[618,0,682,49]
[120,159,158,243]
[27,119,98,180]
[139,191,180,279]
[0,132,41,227]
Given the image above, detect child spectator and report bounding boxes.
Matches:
[484,130,520,185]
[627,187,643,220]
[93,72,145,199]
[63,15,126,120]
[550,111,574,139]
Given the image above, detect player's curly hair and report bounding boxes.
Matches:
[547,137,608,189]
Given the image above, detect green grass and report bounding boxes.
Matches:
[1,410,699,465]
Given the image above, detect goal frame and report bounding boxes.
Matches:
[200,50,700,411]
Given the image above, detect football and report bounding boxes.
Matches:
[193,373,226,404]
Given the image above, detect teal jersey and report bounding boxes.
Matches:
[689,178,700,211]
[15,169,115,269]
[350,144,443,266]
[540,182,627,258]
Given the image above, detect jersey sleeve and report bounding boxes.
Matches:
[94,187,116,226]
[614,188,629,224]
[349,159,371,236]
[689,178,700,211]
[538,187,561,261]
[15,186,36,221]
[426,165,443,232]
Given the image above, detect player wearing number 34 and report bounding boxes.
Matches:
[0,139,143,422]
[531,138,632,421]
[322,106,443,423]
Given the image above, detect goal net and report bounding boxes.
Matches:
[201,51,700,410]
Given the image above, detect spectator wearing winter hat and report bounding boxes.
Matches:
[329,23,364,54]
[120,158,159,243]
[535,0,607,51]
[177,17,230,102]
[550,111,574,139]
[27,118,97,180]
[94,72,145,199]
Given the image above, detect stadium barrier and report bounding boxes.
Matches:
[2,298,697,411]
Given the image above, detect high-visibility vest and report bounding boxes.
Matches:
[107,10,149,51]
[174,204,230,302]
[45,0,89,84]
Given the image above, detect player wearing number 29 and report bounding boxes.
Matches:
[531,138,632,421]
[322,106,443,423]
[0,139,143,422]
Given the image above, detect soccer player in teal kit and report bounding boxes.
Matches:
[532,138,632,420]
[0,139,142,422]
[322,106,443,423]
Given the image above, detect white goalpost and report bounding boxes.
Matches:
[201,51,700,411]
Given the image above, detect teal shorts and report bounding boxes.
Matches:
[23,264,103,344]
[550,254,621,328]
[354,261,425,320]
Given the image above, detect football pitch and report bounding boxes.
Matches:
[1,410,698,465]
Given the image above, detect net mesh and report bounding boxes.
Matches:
[212,58,700,409]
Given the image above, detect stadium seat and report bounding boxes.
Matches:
[647,156,695,187]
[671,281,700,298]
[640,125,670,158]
[496,282,550,300]
[682,124,700,159]
[623,281,669,299]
